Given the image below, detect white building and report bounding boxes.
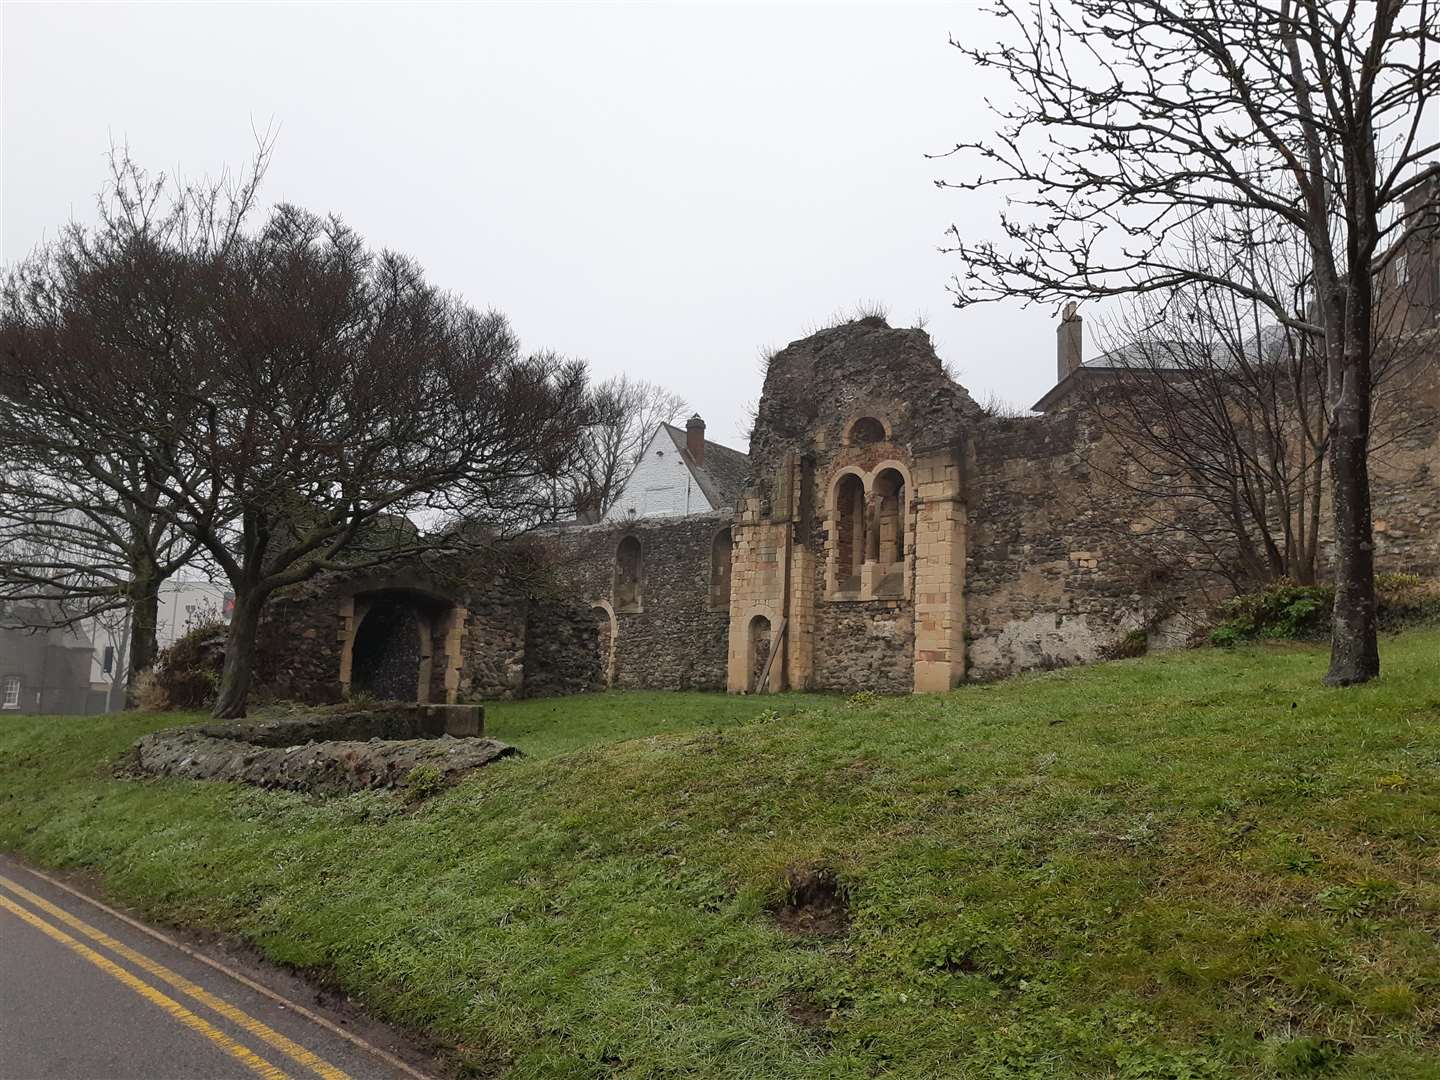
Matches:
[86,579,232,708]
[604,415,750,520]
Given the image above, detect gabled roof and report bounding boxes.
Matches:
[1034,324,1294,412]
[660,423,751,510]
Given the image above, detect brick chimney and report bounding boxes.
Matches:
[1057,301,1083,382]
[685,414,705,466]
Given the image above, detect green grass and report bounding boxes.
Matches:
[3,633,1440,1078]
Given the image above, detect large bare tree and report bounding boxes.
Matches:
[0,146,265,693]
[2,192,596,717]
[568,375,687,520]
[939,0,1439,684]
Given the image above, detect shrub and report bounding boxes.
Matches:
[1209,580,1334,645]
[401,764,446,803]
[1376,573,1440,630]
[1101,628,1148,660]
[149,620,227,710]
[130,669,170,712]
[1209,575,1440,646]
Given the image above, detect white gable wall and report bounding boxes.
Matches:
[604,427,712,520]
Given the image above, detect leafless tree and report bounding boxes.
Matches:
[0,144,267,696]
[567,375,686,520]
[938,0,1440,684]
[3,190,597,718]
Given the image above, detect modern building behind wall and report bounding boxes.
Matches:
[0,606,97,716]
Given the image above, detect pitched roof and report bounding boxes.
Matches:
[1034,324,1295,412]
[660,423,751,510]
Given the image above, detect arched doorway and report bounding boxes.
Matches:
[748,614,773,693]
[341,587,460,703]
[350,597,427,701]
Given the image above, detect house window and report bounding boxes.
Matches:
[102,646,115,675]
[2,676,20,710]
[1396,251,1410,286]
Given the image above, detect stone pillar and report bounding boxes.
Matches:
[912,445,968,692]
[727,453,811,693]
[865,493,881,563]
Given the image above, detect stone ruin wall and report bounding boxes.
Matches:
[251,555,601,708]
[1367,347,1440,576]
[250,320,1437,704]
[543,512,733,691]
[732,318,983,693]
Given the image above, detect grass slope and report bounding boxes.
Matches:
[2,633,1439,1079]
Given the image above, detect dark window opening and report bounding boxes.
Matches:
[615,535,644,612]
[710,527,733,608]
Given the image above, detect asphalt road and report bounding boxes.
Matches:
[0,854,425,1080]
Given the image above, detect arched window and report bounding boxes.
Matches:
[873,468,906,566]
[614,535,644,612]
[748,614,773,693]
[710,527,733,609]
[872,468,906,595]
[834,473,866,590]
[847,416,886,445]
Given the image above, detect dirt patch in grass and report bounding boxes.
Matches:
[769,868,850,939]
[780,992,831,1042]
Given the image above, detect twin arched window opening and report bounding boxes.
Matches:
[834,467,907,595]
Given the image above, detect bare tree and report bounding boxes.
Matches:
[938,0,1440,684]
[0,144,267,696]
[2,193,597,718]
[567,375,686,520]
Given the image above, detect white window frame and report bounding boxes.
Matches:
[2,676,20,710]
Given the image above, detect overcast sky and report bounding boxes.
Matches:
[4,2,1065,448]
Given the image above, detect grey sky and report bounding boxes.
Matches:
[3,1,1060,448]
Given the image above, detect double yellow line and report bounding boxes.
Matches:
[0,873,350,1080]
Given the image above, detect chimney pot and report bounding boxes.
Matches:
[685,414,705,466]
[1057,304,1083,382]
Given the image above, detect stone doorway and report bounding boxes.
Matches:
[748,614,773,693]
[341,587,463,704]
[351,598,425,700]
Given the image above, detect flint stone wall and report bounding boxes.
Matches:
[252,553,602,706]
[543,513,733,691]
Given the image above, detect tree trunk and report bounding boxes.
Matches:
[211,590,264,719]
[123,573,162,709]
[1325,383,1380,685]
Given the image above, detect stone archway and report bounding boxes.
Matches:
[748,614,773,693]
[339,586,464,704]
[591,600,618,688]
[350,598,428,701]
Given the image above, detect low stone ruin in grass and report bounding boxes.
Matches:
[126,703,517,796]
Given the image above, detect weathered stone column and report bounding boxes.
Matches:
[912,445,967,692]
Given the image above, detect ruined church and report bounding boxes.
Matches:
[254,305,1437,706]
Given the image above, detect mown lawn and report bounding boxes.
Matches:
[2,632,1439,1079]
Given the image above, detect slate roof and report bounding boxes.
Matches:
[1035,324,1294,412]
[660,423,752,510]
